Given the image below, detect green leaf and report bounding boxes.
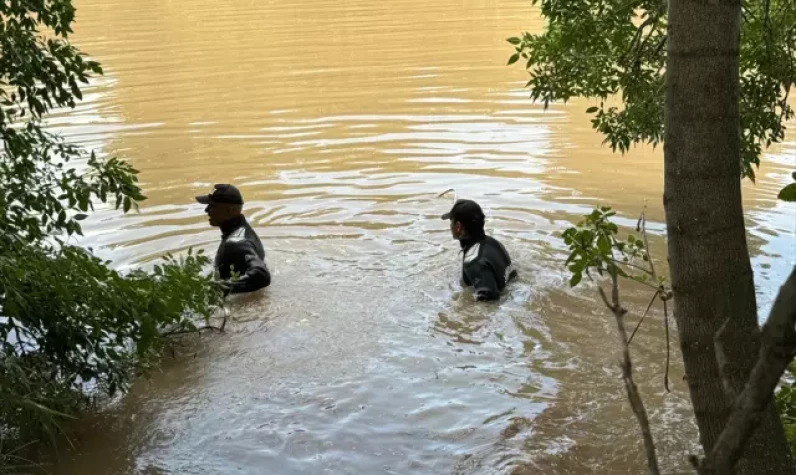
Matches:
[597,234,610,254]
[507,37,521,45]
[74,213,88,221]
[569,272,583,287]
[586,106,599,113]
[778,183,796,202]
[508,53,520,66]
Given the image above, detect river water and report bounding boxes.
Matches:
[44,0,795,473]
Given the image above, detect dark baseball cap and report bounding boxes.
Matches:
[195,184,244,205]
[441,199,485,224]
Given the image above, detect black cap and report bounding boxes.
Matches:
[195,184,244,205]
[441,199,485,225]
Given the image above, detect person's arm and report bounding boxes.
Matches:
[466,261,500,301]
[460,270,471,287]
[224,239,271,294]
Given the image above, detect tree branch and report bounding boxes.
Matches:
[691,267,796,474]
[639,204,673,391]
[599,276,661,475]
[609,257,654,276]
[628,289,661,345]
[638,205,660,284]
[162,324,224,338]
[622,15,660,66]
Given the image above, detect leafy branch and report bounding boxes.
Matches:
[509,0,796,197]
[563,206,669,473]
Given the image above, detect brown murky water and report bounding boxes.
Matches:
[42,0,795,473]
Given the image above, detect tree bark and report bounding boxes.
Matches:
[664,0,794,473]
[694,268,796,474]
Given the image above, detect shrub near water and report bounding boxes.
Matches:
[0,0,223,464]
[0,242,222,450]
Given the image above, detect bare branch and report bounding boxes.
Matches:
[622,15,661,66]
[628,289,661,345]
[639,204,672,391]
[599,277,661,475]
[598,285,614,310]
[639,205,660,284]
[163,324,224,338]
[692,267,796,474]
[609,257,655,276]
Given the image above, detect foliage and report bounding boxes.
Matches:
[562,207,661,289]
[776,363,796,456]
[0,0,224,459]
[0,0,145,243]
[0,243,222,443]
[508,0,796,195]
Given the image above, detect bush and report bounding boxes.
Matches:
[0,0,224,462]
[0,241,222,447]
[776,364,796,455]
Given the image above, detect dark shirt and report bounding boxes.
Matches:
[216,215,271,294]
[460,235,517,301]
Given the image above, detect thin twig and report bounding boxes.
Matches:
[163,325,224,338]
[13,326,28,357]
[652,35,668,64]
[639,205,659,284]
[609,257,655,276]
[599,276,661,475]
[639,205,672,392]
[622,15,660,65]
[628,289,661,345]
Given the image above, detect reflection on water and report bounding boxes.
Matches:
[43,0,796,472]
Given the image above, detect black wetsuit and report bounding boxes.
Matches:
[215,215,271,294]
[459,235,517,301]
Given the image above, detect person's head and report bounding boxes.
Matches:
[441,199,485,240]
[195,184,245,227]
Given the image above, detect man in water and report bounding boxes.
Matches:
[196,184,271,294]
[442,199,517,301]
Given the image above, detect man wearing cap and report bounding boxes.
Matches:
[442,199,517,301]
[196,184,271,295]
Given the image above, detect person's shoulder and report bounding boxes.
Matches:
[225,228,258,253]
[484,235,511,255]
[227,226,248,243]
[484,235,505,247]
[463,242,483,264]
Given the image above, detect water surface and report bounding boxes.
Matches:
[44,0,796,473]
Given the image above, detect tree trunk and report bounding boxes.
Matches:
[664,0,794,473]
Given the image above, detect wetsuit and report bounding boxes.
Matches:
[215,215,271,294]
[460,235,517,301]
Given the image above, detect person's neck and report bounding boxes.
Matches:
[458,233,483,250]
[220,214,246,236]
